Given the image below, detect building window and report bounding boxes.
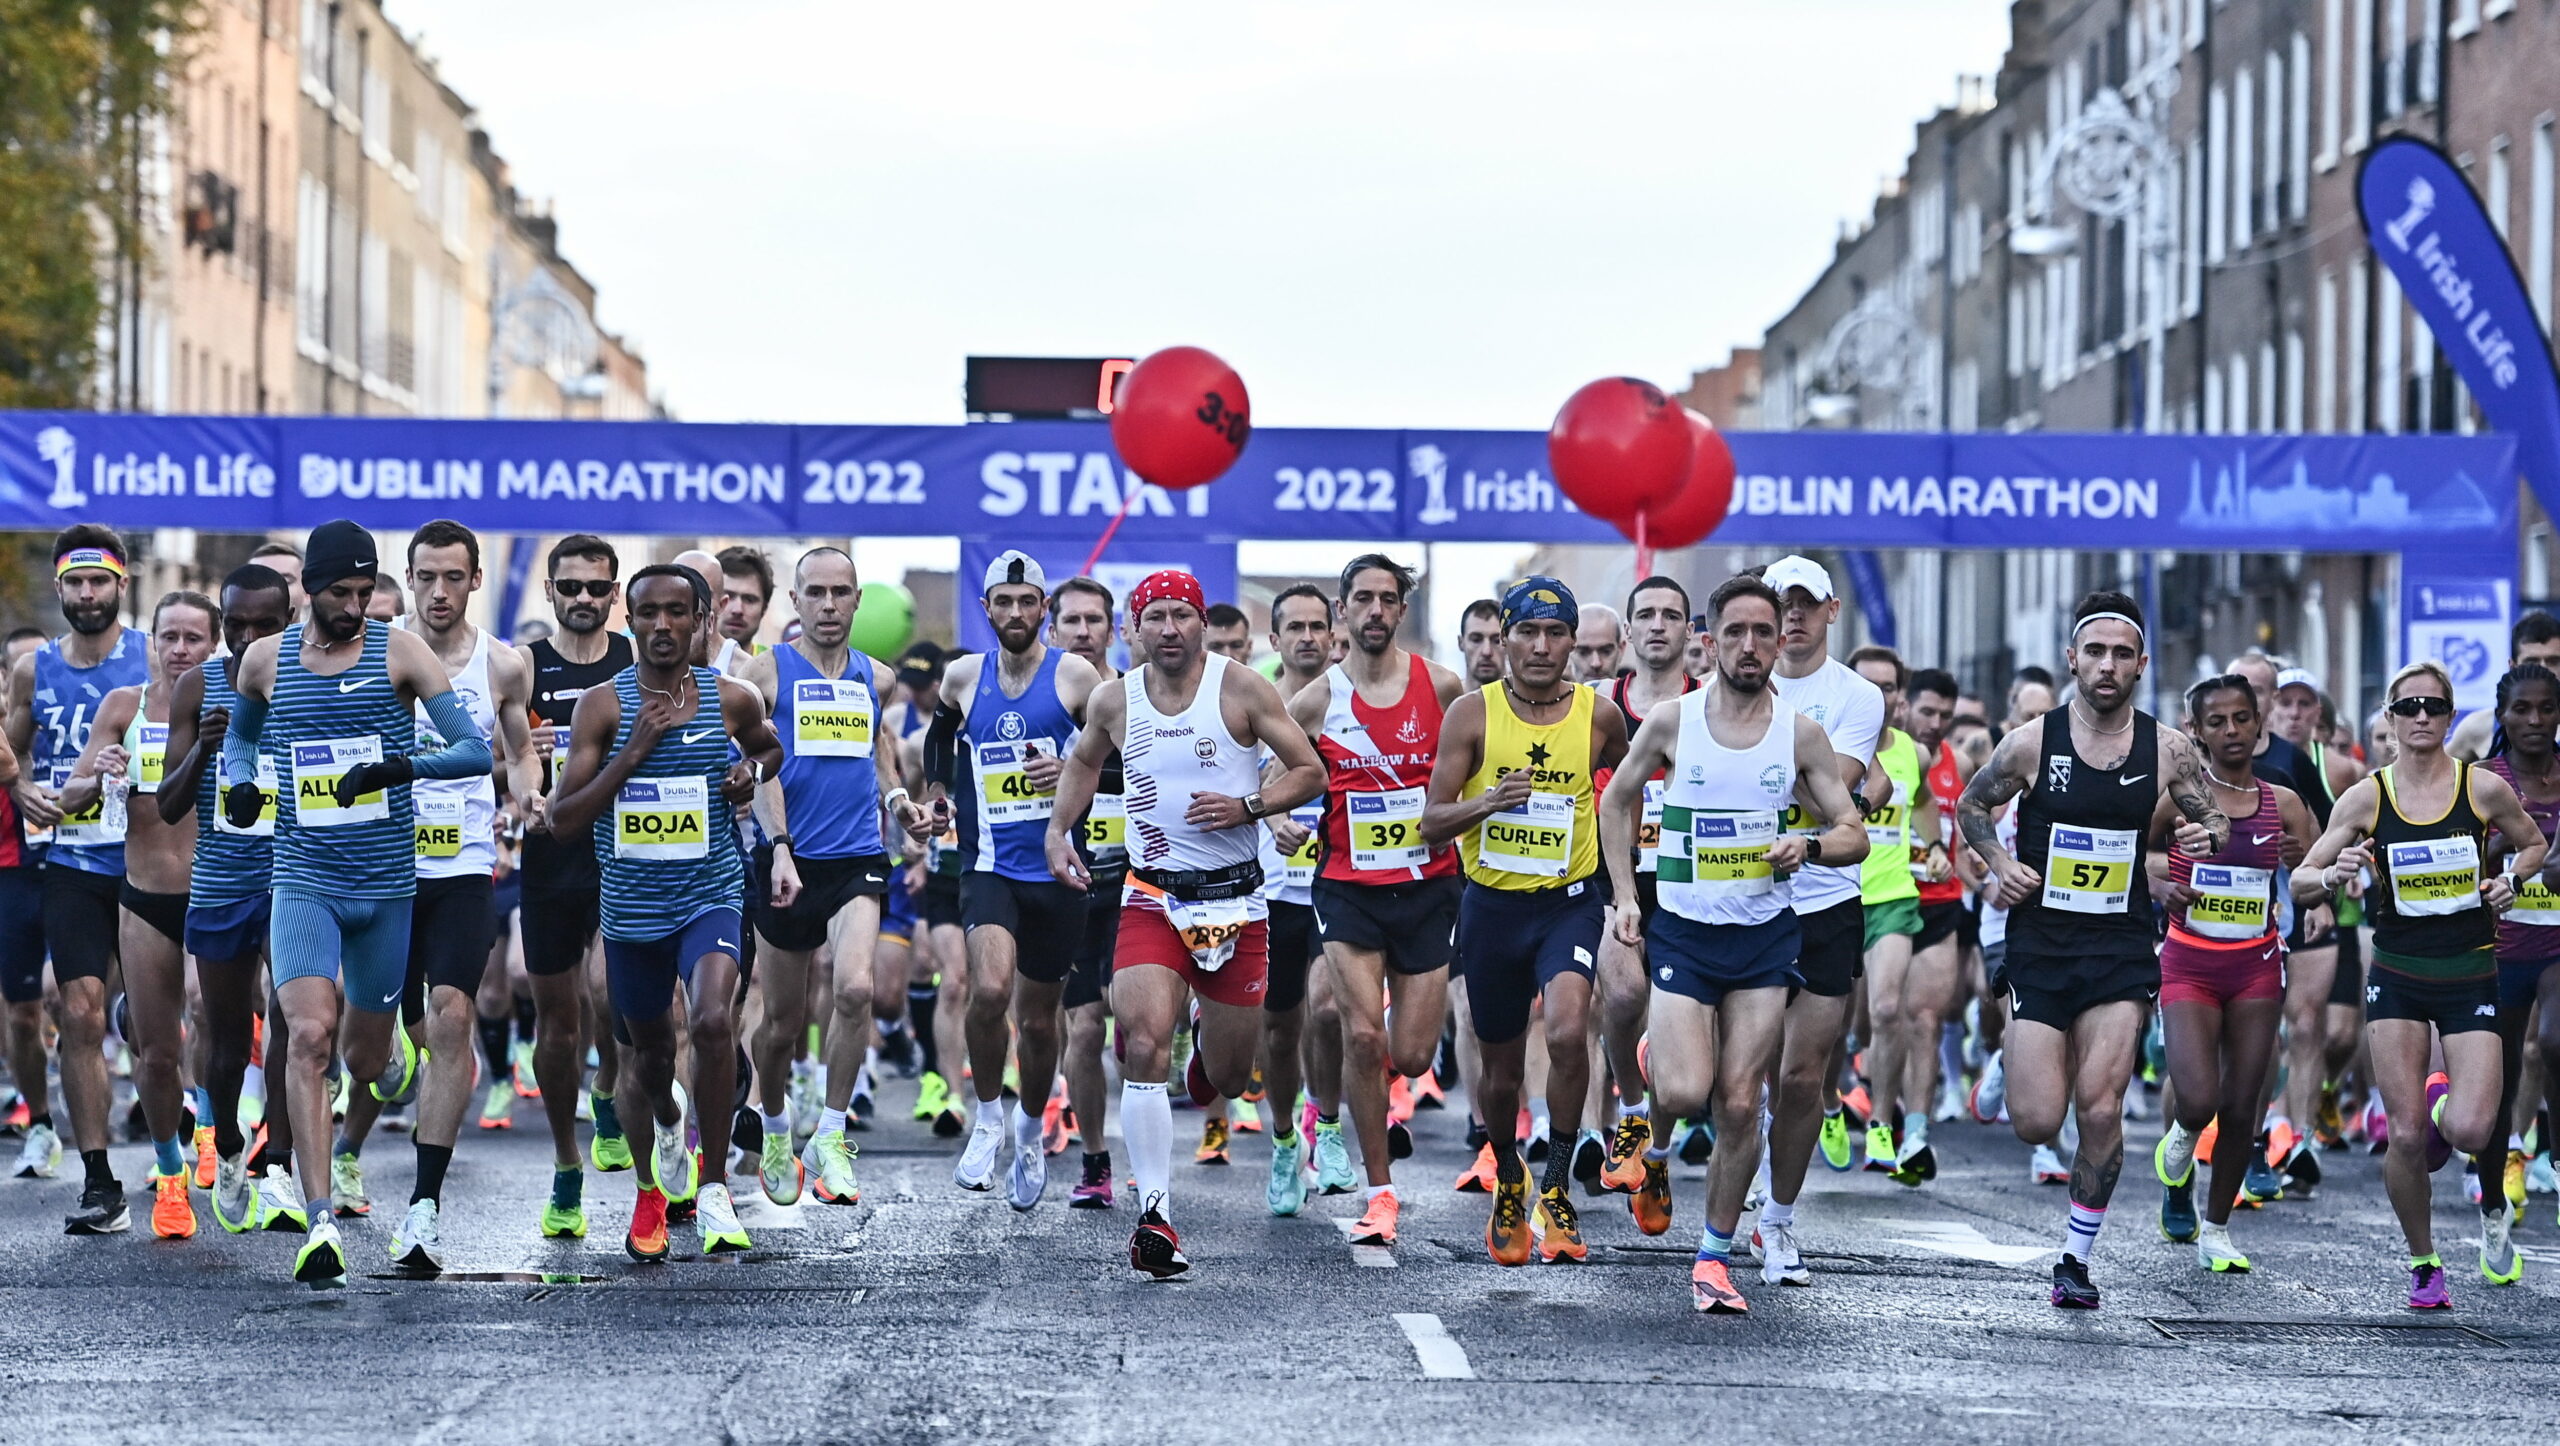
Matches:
[2316,269,2338,432]
[2351,0,2373,148]
[2491,135,2513,237]
[2183,139,2203,316]
[416,132,442,227]
[2208,85,2230,264]
[2259,340,2279,431]
[2377,266,2403,432]
[2231,353,2253,434]
[2319,0,2343,168]
[299,0,329,97]
[2453,0,2482,38]
[2289,33,2311,219]
[2284,331,2305,432]
[2234,67,2256,248]
[2349,258,2370,429]
[2205,364,2225,433]
[295,174,327,350]
[2536,118,2555,329]
[2384,0,2407,116]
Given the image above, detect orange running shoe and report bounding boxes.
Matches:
[1453,1142,1499,1193]
[2265,1119,2301,1166]
[1195,1116,1231,1164]
[1411,1070,1446,1110]
[1840,1084,1873,1126]
[1691,1256,1748,1313]
[1535,1185,1587,1262]
[192,1124,217,1190]
[1231,1104,1263,1135]
[1486,1171,1533,1266]
[1041,1095,1072,1157]
[1387,1075,1414,1126]
[149,1168,196,1240]
[626,1186,670,1262]
[1598,1113,1653,1192]
[1350,1188,1401,1246]
[1631,1157,1673,1235]
[2196,1116,2221,1163]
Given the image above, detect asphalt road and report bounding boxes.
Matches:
[4,1070,2558,1445]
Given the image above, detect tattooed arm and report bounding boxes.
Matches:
[2159,728,2231,857]
[1956,725,2041,908]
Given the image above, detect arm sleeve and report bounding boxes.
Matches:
[409,689,495,780]
[220,689,269,788]
[925,702,963,790]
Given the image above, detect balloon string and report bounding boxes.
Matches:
[1634,509,1653,580]
[1078,483,1141,575]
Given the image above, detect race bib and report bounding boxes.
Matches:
[2387,837,2481,917]
[1080,791,1126,861]
[1687,811,1780,898]
[1864,802,1908,851]
[414,793,465,859]
[1637,780,1666,874]
[50,762,126,847]
[1478,791,1574,878]
[927,819,961,874]
[292,735,388,827]
[2512,875,2560,926]
[975,740,1055,825]
[2042,825,2135,914]
[791,678,874,759]
[613,776,710,860]
[1347,787,1428,872]
[132,724,168,794]
[2186,863,2272,940]
[1281,802,1323,890]
[214,754,278,837]
[1129,877,1253,973]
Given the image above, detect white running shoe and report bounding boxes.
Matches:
[1934,1077,1966,1123]
[696,1182,752,1252]
[2030,1143,2070,1185]
[2529,1153,2558,1196]
[2155,1120,2198,1188]
[2196,1219,2251,1273]
[1971,1051,2007,1123]
[1007,1138,1046,1211]
[256,1167,309,1232]
[954,1120,1002,1192]
[212,1146,256,1233]
[13,1122,61,1178]
[390,1198,442,1274]
[651,1112,698,1204]
[1758,1221,1811,1286]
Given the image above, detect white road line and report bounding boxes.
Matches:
[1333,1216,1399,1268]
[1393,1313,1475,1380]
[1883,1219,2050,1267]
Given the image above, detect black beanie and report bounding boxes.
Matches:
[303,519,378,596]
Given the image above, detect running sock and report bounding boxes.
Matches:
[307,1198,331,1225]
[2063,1201,2107,1261]
[1698,1223,1735,1262]
[152,1135,184,1176]
[1540,1131,1573,1193]
[81,1149,112,1189]
[334,1133,360,1160]
[551,1166,581,1208]
[1903,1110,1928,1149]
[1365,1183,1394,1202]
[478,1015,513,1079]
[591,1092,623,1138]
[1011,1102,1043,1154]
[1760,1198,1796,1231]
[214,1117,244,1158]
[412,1143,451,1205]
[974,1098,1004,1131]
[1122,1081,1172,1220]
[189,1086,214,1129]
[760,1108,789,1140]
[513,996,536,1045]
[817,1107,848,1138]
[1618,1100,1649,1124]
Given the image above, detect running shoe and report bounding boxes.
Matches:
[2283,1141,2322,1197]
[0,1093,24,1134]
[2154,1120,2197,1188]
[589,1093,633,1172]
[2196,1220,2250,1273]
[1571,1130,1606,1196]
[2314,1085,2346,1149]
[256,1168,308,1232]
[1970,1051,2007,1124]
[541,1169,588,1239]
[1007,1137,1045,1211]
[511,1039,540,1098]
[295,1216,348,1288]
[954,1119,1002,1191]
[2363,1097,2390,1154]
[2159,1176,2199,1243]
[1313,1122,1357,1195]
[1350,1188,1400,1246]
[1535,1185,1588,1262]
[1266,1132,1306,1217]
[192,1124,217,1190]
[1599,1113,1652,1192]
[802,1129,860,1206]
[390,1199,442,1275]
[848,1080,876,1132]
[760,1130,804,1206]
[2031,1144,2071,1185]
[2265,1119,2302,1165]
[479,1081,513,1131]
[212,1144,256,1234]
[1862,1120,1896,1173]
[328,1068,348,1121]
[1818,1111,1853,1171]
[1129,1202,1190,1279]
[13,1121,61,1178]
[1934,1076,1967,1124]
[1485,1170,1533,1266]
[1412,1070,1447,1110]
[626,1186,671,1263]
[1839,1083,1872,1125]
[1451,1142,1497,1194]
[147,1168,194,1240]
[2503,1151,2528,1212]
[331,1152,369,1217]
[2529,1152,2559,1196]
[1387,1119,1414,1161]
[1195,1116,1231,1165]
[2050,1254,2100,1309]
[1072,1151,1115,1210]
[1691,1255,1748,1313]
[696,1182,752,1253]
[1042,1095,1073,1156]
[1758,1221,1811,1286]
[2481,1206,2524,1285]
[2423,1071,2453,1173]
[371,1028,424,1105]
[2407,1256,2450,1309]
[1892,1138,1937,1187]
[652,1116,700,1205]
[1632,1157,1673,1236]
[2241,1150,2286,1205]
[914,1070,953,1123]
[240,1079,265,1131]
[1679,1119,1714,1166]
[788,1063,821,1141]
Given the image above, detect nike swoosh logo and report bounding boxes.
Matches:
[2252,832,2278,845]
[2118,774,2148,785]
[681,729,715,744]
[864,875,883,884]
[337,677,373,693]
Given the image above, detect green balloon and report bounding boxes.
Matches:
[845,581,915,663]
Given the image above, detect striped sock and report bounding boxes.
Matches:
[2064,1201,2106,1261]
[1698,1224,1735,1262]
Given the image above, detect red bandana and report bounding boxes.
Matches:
[1127,569,1206,622]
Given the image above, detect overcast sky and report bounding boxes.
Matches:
[402,1,2015,430]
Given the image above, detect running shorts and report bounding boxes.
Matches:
[1112,900,1269,1010]
[881,867,920,946]
[2498,952,2560,1013]
[1791,897,1865,998]
[1065,889,1123,1012]
[43,864,120,984]
[604,906,743,1024]
[1647,908,1800,1007]
[1862,895,1923,951]
[184,894,270,964]
[2328,926,2366,1008]
[271,890,415,1015]
[1996,947,2158,1031]
[1264,899,1319,1015]
[119,882,188,949]
[1311,874,1460,978]
[923,872,962,930]
[520,886,600,979]
[409,873,498,999]
[1915,898,1965,952]
[755,850,890,953]
[2365,963,2498,1036]
[2158,930,2284,1009]
[0,869,44,1003]
[492,867,521,924]
[1455,878,1604,1043]
[961,873,1086,985]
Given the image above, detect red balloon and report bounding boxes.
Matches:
[1109,345,1250,490]
[1548,377,1691,523]
[1621,409,1736,550]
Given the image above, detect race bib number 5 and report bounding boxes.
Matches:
[292,736,387,827]
[614,776,710,860]
[2043,825,2135,914]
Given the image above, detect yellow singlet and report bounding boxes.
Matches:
[1459,682,1599,890]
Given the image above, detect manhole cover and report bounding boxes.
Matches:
[2147,1318,2505,1347]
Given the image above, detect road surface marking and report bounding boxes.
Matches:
[1393,1312,1474,1379]
[1883,1219,2049,1267]
[1334,1216,1398,1267]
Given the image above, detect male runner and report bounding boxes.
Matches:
[2449,611,2560,761]
[1204,604,1254,666]
[63,590,219,1237]
[2003,668,2057,736]
[927,553,1101,1208]
[6,526,151,1228]
[1958,591,2228,1308]
[1755,556,1885,1278]
[1442,596,1506,1162]
[745,547,930,1208]
[1289,557,1463,1244]
[1847,645,1944,1181]
[1424,577,1629,1266]
[1601,572,1868,1311]
[1904,667,1974,1127]
[221,520,494,1286]
[160,565,293,1231]
[548,564,787,1261]
[1570,604,1627,685]
[1048,576,1126,1205]
[2481,665,2560,1234]
[516,535,637,1233]
[1253,582,1338,1213]
[1458,599,1504,688]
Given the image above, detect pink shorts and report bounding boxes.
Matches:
[1112,902,1270,1010]
[2158,929,2284,1009]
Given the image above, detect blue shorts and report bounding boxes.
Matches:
[881,868,919,946]
[271,890,414,1015]
[604,906,743,1024]
[2497,953,2560,1013]
[185,894,272,964]
[1647,908,1801,1007]
[493,868,522,922]
[1455,878,1604,1043]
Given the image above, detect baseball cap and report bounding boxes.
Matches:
[2275,667,2322,694]
[896,640,946,691]
[1761,555,1835,603]
[981,550,1046,596]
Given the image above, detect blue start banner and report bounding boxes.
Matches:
[2360,137,2560,524]
[0,410,2518,554]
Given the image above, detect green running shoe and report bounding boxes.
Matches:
[761,1129,804,1206]
[1818,1110,1853,1171]
[255,1168,308,1232]
[914,1071,954,1123]
[1267,1132,1308,1217]
[801,1128,860,1206]
[1312,1121,1356,1195]
[540,1167,587,1239]
[331,1151,369,1217]
[294,1217,348,1288]
[1861,1120,1897,1173]
[695,1182,752,1253]
[589,1092,633,1172]
[371,1028,424,1105]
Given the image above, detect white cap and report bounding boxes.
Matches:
[980,550,1046,596]
[1762,554,1835,603]
[2275,667,2322,694]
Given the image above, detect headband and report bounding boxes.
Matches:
[1501,576,1579,632]
[2071,610,2145,645]
[55,547,125,580]
[1128,569,1205,620]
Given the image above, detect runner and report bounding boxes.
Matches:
[515,535,638,1233]
[158,565,292,1234]
[2449,611,2560,761]
[2268,666,2367,1161]
[1601,572,1867,1311]
[713,545,775,673]
[1422,577,1630,1267]
[1047,576,1125,1206]
[219,520,495,1286]
[1252,581,1338,1215]
[1443,596,1507,1163]
[1570,605,1626,685]
[1591,576,1698,1232]
[1045,568,1324,1275]
[1458,599,1504,689]
[5,526,150,1228]
[2295,661,2545,1304]
[547,564,786,1261]
[61,590,219,1237]
[2146,675,2317,1273]
[2229,650,2335,1188]
[744,547,931,1209]
[2482,664,2560,1235]
[1957,591,2230,1309]
[1905,667,1974,1128]
[1846,645,1944,1182]
[1290,557,1464,1244]
[927,552,1101,1208]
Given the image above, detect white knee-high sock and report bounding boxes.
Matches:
[1123,1080,1172,1219]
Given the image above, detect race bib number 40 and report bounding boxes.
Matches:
[2043,825,2135,914]
[1348,787,1427,872]
[292,736,388,827]
[2387,837,2482,917]
[791,678,874,758]
[975,740,1055,824]
[614,776,710,860]
[1478,791,1574,878]
[2186,863,2272,939]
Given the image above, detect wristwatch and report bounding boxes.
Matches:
[769,833,793,854]
[1243,791,1267,819]
[1805,837,1826,865]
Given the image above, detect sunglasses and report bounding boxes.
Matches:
[549,579,616,599]
[2386,695,2454,718]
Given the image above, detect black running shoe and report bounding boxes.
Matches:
[665,1193,697,1227]
[1387,1120,1413,1160]
[2283,1141,2321,1197]
[1525,1133,1549,1164]
[65,1181,131,1235]
[1129,1204,1190,1278]
[2050,1254,2100,1309]
[1678,1120,1714,1167]
[1572,1133,1607,1196]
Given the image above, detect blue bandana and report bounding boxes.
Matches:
[1500,576,1578,632]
